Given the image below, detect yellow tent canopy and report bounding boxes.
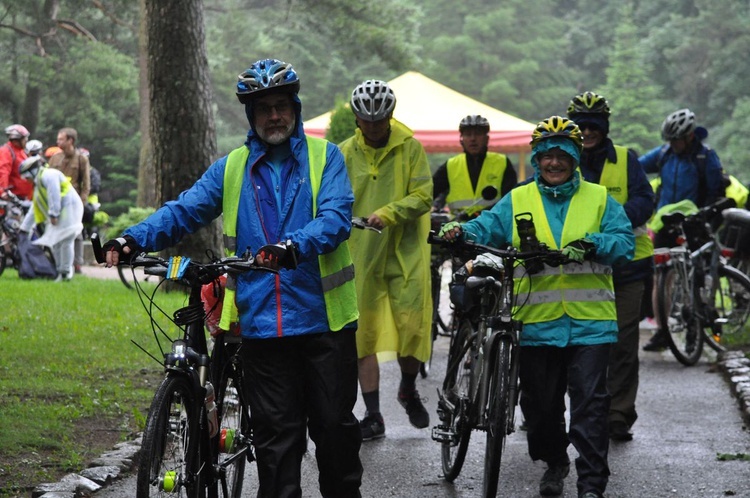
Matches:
[303,71,537,177]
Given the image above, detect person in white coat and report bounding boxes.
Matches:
[18,155,83,281]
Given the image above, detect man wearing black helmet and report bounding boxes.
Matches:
[639,108,725,351]
[103,58,362,497]
[432,115,517,218]
[567,92,655,442]
[339,79,433,441]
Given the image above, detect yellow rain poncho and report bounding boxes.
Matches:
[339,119,433,362]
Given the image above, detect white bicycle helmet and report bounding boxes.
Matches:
[26,139,43,155]
[19,155,44,180]
[661,108,696,141]
[5,124,30,140]
[350,80,396,122]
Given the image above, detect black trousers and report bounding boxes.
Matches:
[520,343,611,496]
[242,329,363,498]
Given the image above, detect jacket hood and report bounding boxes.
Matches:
[353,118,414,152]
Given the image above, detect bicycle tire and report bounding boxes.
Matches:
[214,363,248,498]
[0,247,7,277]
[703,264,750,351]
[657,265,703,366]
[137,375,202,498]
[423,259,446,378]
[483,338,511,498]
[440,319,474,481]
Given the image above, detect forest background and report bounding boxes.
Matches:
[3,0,749,223]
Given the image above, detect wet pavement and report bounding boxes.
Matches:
[60,325,750,498]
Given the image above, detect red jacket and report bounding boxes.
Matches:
[0,141,33,199]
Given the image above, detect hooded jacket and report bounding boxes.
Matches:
[124,94,356,339]
[338,119,433,361]
[460,140,634,347]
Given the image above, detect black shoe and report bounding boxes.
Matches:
[609,420,633,441]
[397,388,430,428]
[359,412,385,441]
[539,463,570,496]
[643,331,670,351]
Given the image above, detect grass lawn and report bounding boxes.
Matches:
[0,268,187,496]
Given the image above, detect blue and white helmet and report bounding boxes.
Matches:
[236,59,300,104]
[350,80,396,122]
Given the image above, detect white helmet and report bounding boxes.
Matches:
[25,139,43,155]
[5,124,30,140]
[19,155,44,180]
[661,108,696,141]
[350,80,396,122]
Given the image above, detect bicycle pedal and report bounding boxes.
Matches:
[431,425,458,445]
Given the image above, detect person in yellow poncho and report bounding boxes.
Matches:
[339,79,433,440]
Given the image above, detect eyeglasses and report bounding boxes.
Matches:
[538,152,573,164]
[254,100,293,117]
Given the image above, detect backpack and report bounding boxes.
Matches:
[17,232,57,279]
[89,167,101,195]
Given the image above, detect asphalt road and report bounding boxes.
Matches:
[95,326,750,498]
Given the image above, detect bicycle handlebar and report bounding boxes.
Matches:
[427,231,570,266]
[661,197,737,229]
[91,233,275,287]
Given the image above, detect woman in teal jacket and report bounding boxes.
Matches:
[440,117,633,498]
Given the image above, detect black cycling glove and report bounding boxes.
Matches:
[102,235,141,263]
[257,241,298,269]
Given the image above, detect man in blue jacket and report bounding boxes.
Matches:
[440,116,634,498]
[103,59,362,498]
[567,92,654,442]
[639,108,724,351]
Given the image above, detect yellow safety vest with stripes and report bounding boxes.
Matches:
[33,167,73,224]
[218,136,358,332]
[511,181,616,324]
[445,153,507,216]
[597,145,654,262]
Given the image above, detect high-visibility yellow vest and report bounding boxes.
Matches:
[218,137,358,332]
[445,153,507,215]
[597,145,653,261]
[510,181,616,324]
[33,167,73,224]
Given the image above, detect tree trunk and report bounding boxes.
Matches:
[137,0,156,209]
[144,0,223,260]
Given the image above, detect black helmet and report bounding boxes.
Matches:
[567,92,611,116]
[459,115,490,132]
[236,59,300,104]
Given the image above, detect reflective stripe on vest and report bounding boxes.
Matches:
[33,167,73,224]
[218,137,358,332]
[445,153,506,215]
[510,182,615,324]
[598,145,653,261]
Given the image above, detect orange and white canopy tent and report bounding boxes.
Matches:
[303,71,536,176]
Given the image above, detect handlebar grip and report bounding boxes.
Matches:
[90,233,106,264]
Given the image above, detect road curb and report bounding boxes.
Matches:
[717,350,750,427]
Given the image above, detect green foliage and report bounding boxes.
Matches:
[326,100,357,144]
[0,270,185,493]
[105,207,156,240]
[599,3,666,154]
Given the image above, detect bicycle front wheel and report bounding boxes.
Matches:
[215,364,249,497]
[440,318,474,481]
[137,375,202,498]
[483,338,511,498]
[704,264,750,351]
[656,265,703,366]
